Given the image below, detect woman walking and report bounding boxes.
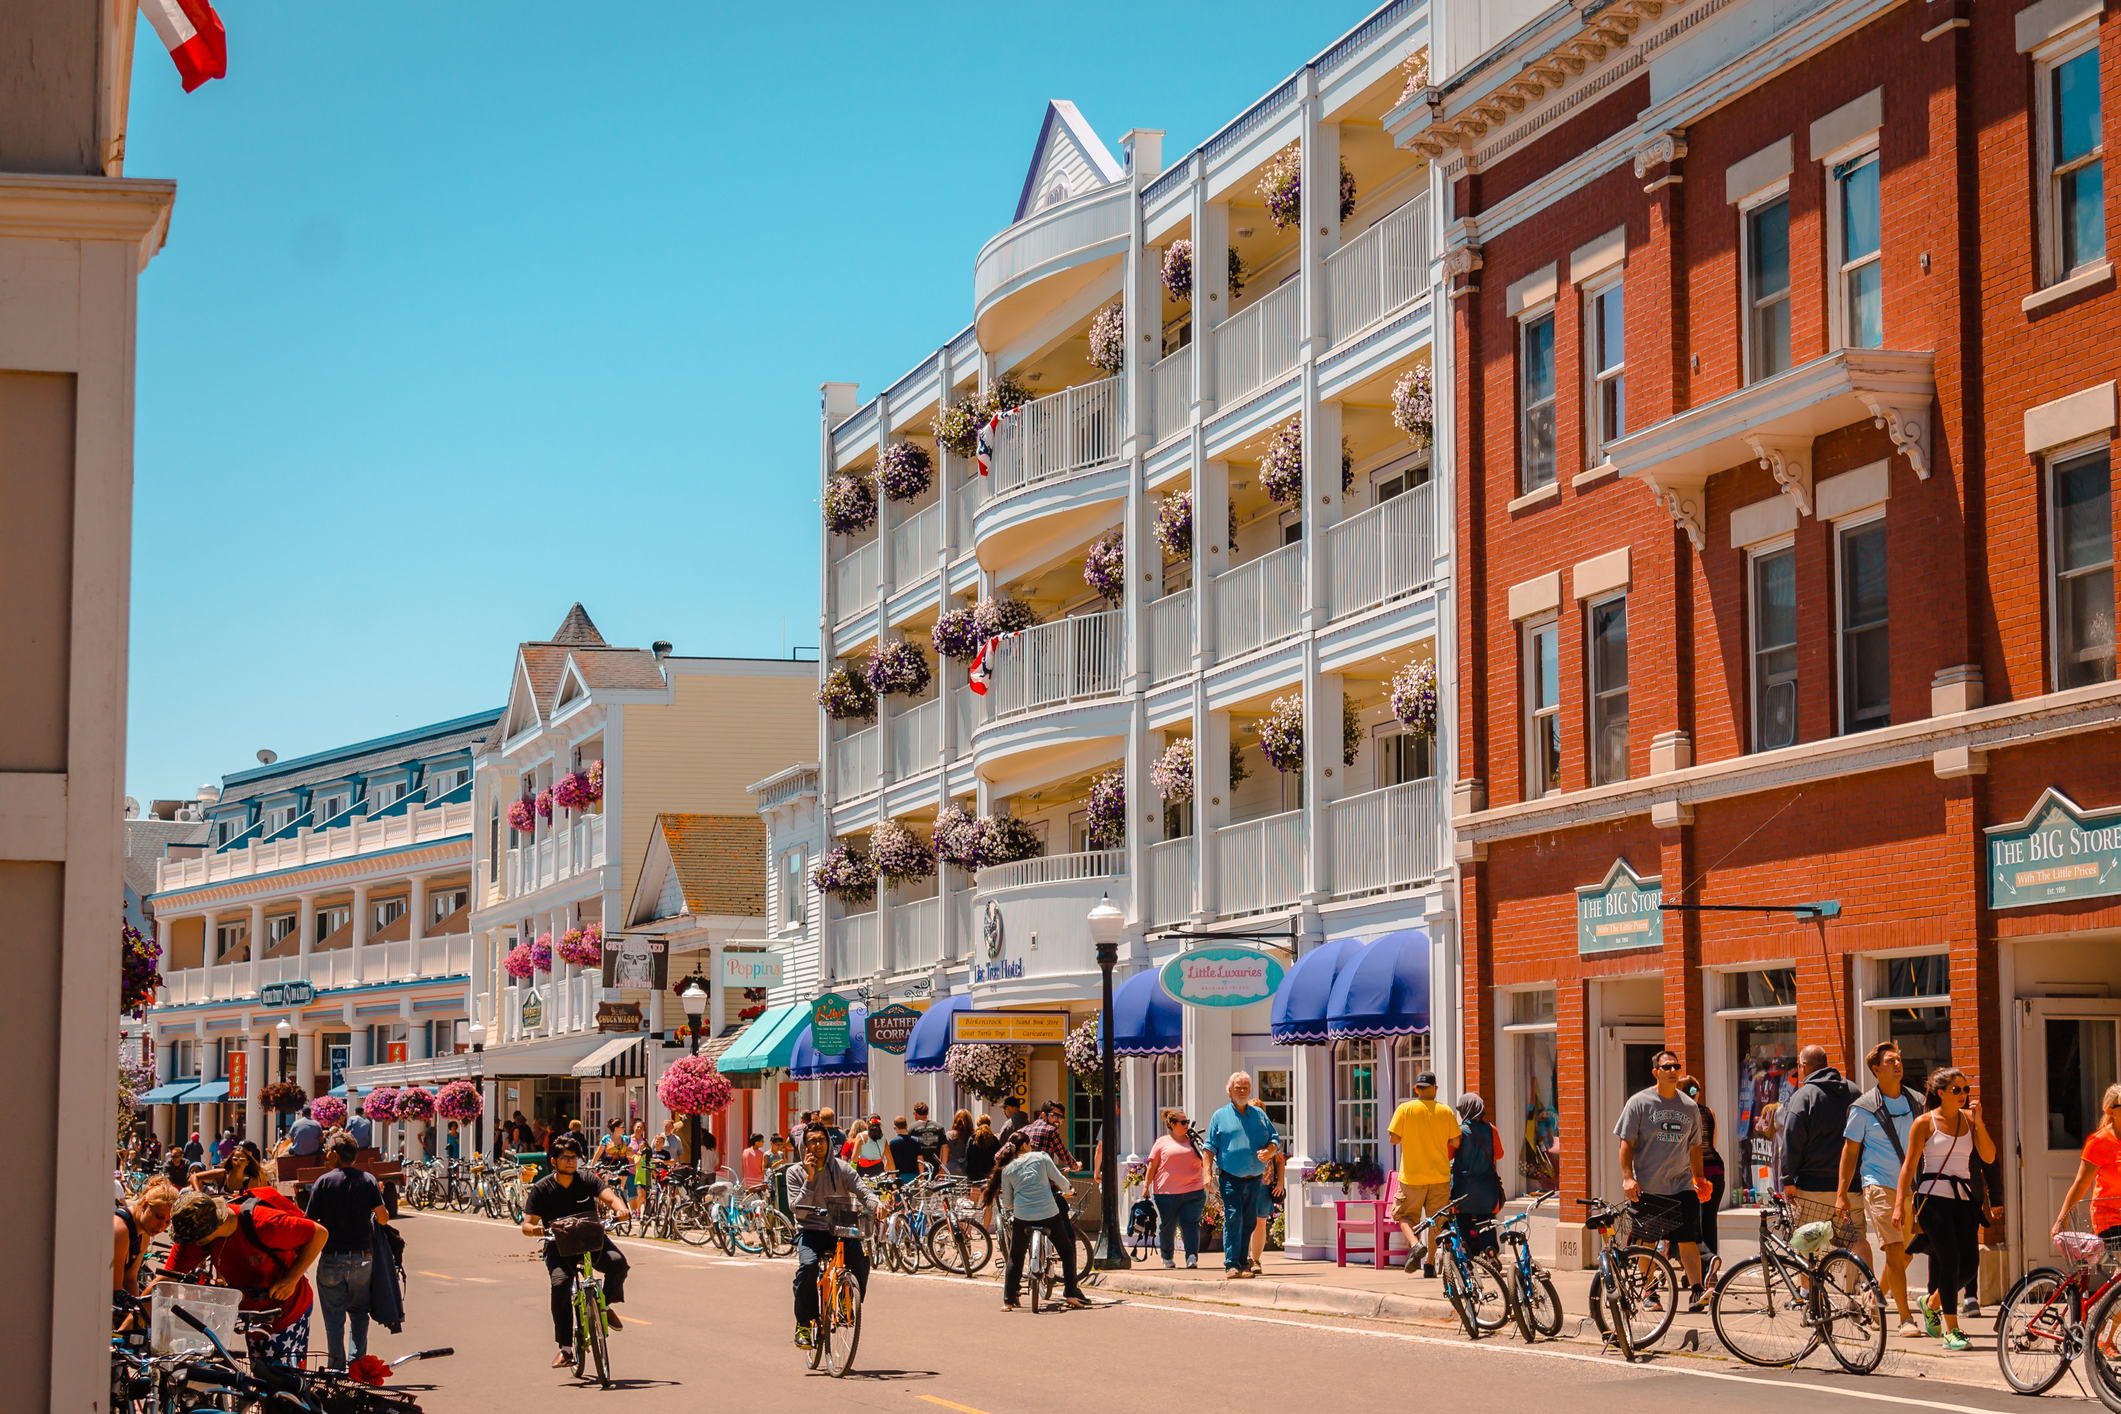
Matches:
[946,1110,974,1177]
[966,1114,1001,1184]
[1892,1066,1995,1351]
[1448,1094,1506,1256]
[1143,1109,1208,1268]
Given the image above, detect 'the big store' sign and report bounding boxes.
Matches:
[1987,789,2121,909]
[1576,859,1664,954]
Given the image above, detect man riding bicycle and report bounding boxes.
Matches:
[789,1121,879,1349]
[520,1133,632,1369]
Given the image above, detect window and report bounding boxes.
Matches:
[1745,194,1792,380]
[371,781,406,809]
[431,889,468,924]
[1394,1033,1433,1101]
[427,768,467,800]
[1586,280,1625,450]
[265,805,296,835]
[2051,448,2115,688]
[1519,311,1557,490]
[1256,1067,1293,1138]
[1372,458,1430,505]
[488,800,500,881]
[215,922,246,959]
[1833,151,1882,348]
[266,914,296,946]
[782,848,807,929]
[1838,518,1890,731]
[314,792,350,825]
[1869,954,1950,1095]
[212,818,237,848]
[1332,1040,1379,1165]
[1718,968,1799,1199]
[1589,597,1629,784]
[2045,44,2106,280]
[1750,546,1798,750]
[1503,994,1557,1193]
[1524,619,1561,796]
[374,897,406,932]
[1375,724,1433,789]
[1154,1054,1184,1115]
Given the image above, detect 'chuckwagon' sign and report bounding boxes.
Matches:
[1987,789,2121,910]
[1577,859,1664,954]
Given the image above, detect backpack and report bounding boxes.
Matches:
[231,1190,309,1290]
[1450,1119,1505,1219]
[1127,1198,1159,1240]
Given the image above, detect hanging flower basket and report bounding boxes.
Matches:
[1260,416,1357,508]
[1343,694,1363,768]
[932,605,983,661]
[1259,695,1305,773]
[1153,490,1241,559]
[864,641,931,698]
[1160,241,1246,303]
[1259,146,1358,231]
[1086,768,1126,848]
[1083,533,1126,603]
[977,814,1044,869]
[435,1080,483,1122]
[395,1086,437,1122]
[361,1088,400,1122]
[974,595,1041,641]
[553,770,597,812]
[536,789,554,821]
[932,401,981,460]
[932,802,983,872]
[1390,659,1438,738]
[944,1043,1026,1104]
[1088,302,1126,374]
[818,665,877,720]
[122,922,162,1017]
[262,1082,307,1114]
[1393,48,1431,111]
[503,942,538,980]
[530,934,554,974]
[812,842,877,905]
[875,442,934,502]
[1152,737,1194,803]
[507,795,536,835]
[310,1096,348,1129]
[1392,364,1434,452]
[870,819,936,884]
[587,759,603,799]
[1063,1016,1106,1094]
[557,924,602,969]
[822,473,878,536]
[658,1054,733,1116]
[983,371,1035,421]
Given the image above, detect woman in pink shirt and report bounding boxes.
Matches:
[1143,1109,1209,1268]
[740,1133,767,1189]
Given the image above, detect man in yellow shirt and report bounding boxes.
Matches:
[1388,1070,1461,1276]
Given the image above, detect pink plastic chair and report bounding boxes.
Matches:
[1334,1171,1409,1267]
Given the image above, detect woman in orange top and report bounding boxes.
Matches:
[2053,1082,2121,1239]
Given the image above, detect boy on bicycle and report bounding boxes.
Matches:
[520,1134,632,1369]
[789,1121,879,1349]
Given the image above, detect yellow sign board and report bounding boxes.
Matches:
[951,1011,1068,1045]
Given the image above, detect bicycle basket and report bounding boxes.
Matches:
[1783,1193,1865,1248]
[548,1214,606,1258]
[1790,1220,1836,1256]
[1623,1194,1686,1245]
[2058,1231,2106,1266]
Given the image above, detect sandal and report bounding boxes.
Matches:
[1065,1296,1093,1310]
[1000,1302,1021,1312]
[551,1350,572,1368]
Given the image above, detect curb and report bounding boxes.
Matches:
[1097,1270,1462,1325]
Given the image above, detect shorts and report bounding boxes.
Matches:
[1635,1189,1701,1246]
[1392,1180,1453,1226]
[1863,1184,1908,1247]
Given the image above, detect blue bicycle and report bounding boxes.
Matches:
[1411,1195,1515,1340]
[1498,1191,1564,1342]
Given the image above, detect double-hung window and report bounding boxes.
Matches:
[1751,545,1799,750]
[265,805,296,835]
[1831,150,1883,348]
[1837,518,1891,731]
[781,847,808,929]
[2051,446,2115,688]
[1585,279,1625,452]
[1744,193,1792,381]
[1525,618,1562,797]
[1589,597,1629,784]
[2043,41,2106,282]
[1519,310,1557,491]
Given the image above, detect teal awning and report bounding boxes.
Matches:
[715,1004,809,1074]
[135,1080,199,1105]
[187,1080,232,1102]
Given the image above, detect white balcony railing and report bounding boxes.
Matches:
[892,500,942,582]
[156,934,474,1006]
[505,847,521,899]
[950,887,974,959]
[1215,279,1302,405]
[1325,194,1432,346]
[832,725,879,800]
[890,698,941,780]
[154,800,476,892]
[1325,481,1436,621]
[1147,589,1194,684]
[1327,778,1442,897]
[975,848,1126,895]
[992,376,1124,493]
[954,477,988,546]
[1215,810,1304,916]
[888,895,939,973]
[830,910,879,981]
[1145,836,1194,925]
[1215,542,1303,659]
[536,838,555,889]
[952,688,980,758]
[831,539,879,619]
[500,813,605,900]
[1151,345,1192,445]
[993,610,1123,718]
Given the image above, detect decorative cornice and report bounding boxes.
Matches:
[1859,390,1933,479]
[1651,483,1708,550]
[0,174,176,271]
[1746,436,1815,516]
[1632,129,1688,189]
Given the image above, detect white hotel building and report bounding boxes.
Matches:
[797,0,1458,1245]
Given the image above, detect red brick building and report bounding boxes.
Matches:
[1396,0,2121,1268]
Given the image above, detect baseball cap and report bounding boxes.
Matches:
[1414,1070,1437,1086]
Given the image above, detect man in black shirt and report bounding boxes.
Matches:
[887,1118,925,1181]
[521,1135,630,1368]
[906,1102,946,1172]
[303,1134,390,1368]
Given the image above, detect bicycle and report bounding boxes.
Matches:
[549,1231,613,1387]
[803,1222,865,1376]
[1410,1195,1515,1340]
[1498,1191,1564,1343]
[1997,1207,2121,1398]
[1708,1192,1885,1374]
[922,1177,993,1276]
[1579,1196,1679,1362]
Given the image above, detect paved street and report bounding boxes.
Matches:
[378,1212,2082,1413]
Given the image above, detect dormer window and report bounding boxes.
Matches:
[265,805,297,834]
[315,792,350,825]
[372,781,406,809]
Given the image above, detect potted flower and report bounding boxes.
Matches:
[529,933,554,974]
[1160,241,1246,303]
[1258,144,1358,231]
[931,802,983,872]
[395,1086,437,1123]
[983,370,1035,420]
[932,400,982,460]
[1258,694,1305,773]
[822,472,878,535]
[361,1088,400,1123]
[658,1055,733,1116]
[1152,490,1240,559]
[863,641,931,698]
[122,922,162,1016]
[553,769,597,812]
[1392,48,1430,111]
[1086,768,1125,847]
[1259,415,1355,508]
[1391,363,1434,451]
[1152,737,1194,802]
[435,1080,482,1123]
[507,795,536,835]
[556,923,603,968]
[587,759,603,799]
[535,788,554,821]
[310,1095,348,1129]
[817,664,877,720]
[812,842,877,905]
[1088,302,1125,374]
[943,1042,1025,1104]
[1063,1016,1105,1093]
[1083,532,1125,603]
[973,595,1040,641]
[1390,658,1438,738]
[503,941,538,980]
[931,605,983,661]
[875,442,934,502]
[261,1082,306,1114]
[869,819,935,884]
[975,813,1044,868]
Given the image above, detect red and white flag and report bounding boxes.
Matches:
[967,639,994,696]
[142,0,227,92]
[975,413,998,477]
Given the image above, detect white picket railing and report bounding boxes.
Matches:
[1146,837,1195,925]
[993,610,1124,718]
[1215,279,1302,405]
[1151,345,1192,444]
[953,688,981,756]
[830,910,879,981]
[1325,481,1436,621]
[888,896,939,973]
[992,376,1124,492]
[954,477,988,545]
[1326,194,1432,345]
[975,848,1126,894]
[1327,778,1442,897]
[890,698,941,779]
[892,500,942,580]
[950,888,975,959]
[1147,589,1194,684]
[155,800,476,891]
[1215,810,1305,916]
[832,725,879,800]
[831,539,879,619]
[157,934,473,1005]
[1215,542,1304,659]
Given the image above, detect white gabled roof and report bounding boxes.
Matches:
[1013,100,1125,223]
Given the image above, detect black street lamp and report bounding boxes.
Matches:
[680,978,709,1170]
[1087,894,1130,1270]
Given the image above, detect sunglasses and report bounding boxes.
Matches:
[1944,1085,1969,1095]
[1654,1063,1681,1071]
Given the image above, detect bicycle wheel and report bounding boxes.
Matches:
[1710,1252,1820,1368]
[587,1292,611,1388]
[1589,1264,1635,1362]
[893,1220,924,1274]
[710,1209,735,1255]
[762,1209,797,1258]
[1465,1254,1516,1334]
[1996,1268,2075,1395]
[2083,1278,2121,1414]
[927,1218,992,1276]
[605,1207,634,1239]
[1439,1250,1482,1340]
[1029,1238,1051,1313]
[675,1199,713,1247]
[573,1292,591,1381]
[1817,1250,1887,1376]
[506,1182,525,1224]
[732,1206,765,1255]
[806,1276,829,1371]
[821,1270,862,1377]
[1614,1246,1679,1348]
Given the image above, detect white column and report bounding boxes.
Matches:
[1122,1054,1154,1160]
[1304,668,1344,905]
[244,1027,267,1148]
[708,942,727,1039]
[1194,709,1231,924]
[1181,1001,1233,1147]
[409,875,428,947]
[247,901,266,995]
[1293,1041,1332,1168]
[1297,80,1342,356]
[296,893,317,975]
[351,882,371,983]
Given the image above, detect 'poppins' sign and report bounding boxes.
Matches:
[1987,789,2121,909]
[1576,859,1664,954]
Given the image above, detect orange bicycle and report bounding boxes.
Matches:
[807,1224,864,1376]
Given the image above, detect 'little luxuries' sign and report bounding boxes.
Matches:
[1577,859,1664,954]
[1987,789,2121,909]
[1159,947,1285,1007]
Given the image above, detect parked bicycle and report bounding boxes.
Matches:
[1498,1191,1564,1343]
[1708,1192,1885,1374]
[1579,1196,1678,1362]
[1410,1195,1514,1340]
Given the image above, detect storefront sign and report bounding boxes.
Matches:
[387,1042,408,1064]
[982,899,1005,958]
[1576,859,1664,954]
[603,934,668,992]
[521,989,543,1029]
[227,1051,246,1101]
[722,950,783,989]
[971,956,1024,984]
[951,1010,1067,1044]
[864,1002,925,1055]
[1987,789,2121,909]
[595,1002,644,1033]
[1158,947,1285,1008]
[329,1045,349,1091]
[259,980,314,1007]
[810,993,852,1056]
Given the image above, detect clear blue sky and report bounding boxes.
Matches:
[122,1,1374,804]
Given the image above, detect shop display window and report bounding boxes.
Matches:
[2047,1018,2116,1151]
[1155,1054,1184,1115]
[1333,1040,1379,1166]
[1876,954,1951,1096]
[1503,991,1558,1194]
[1257,1067,1293,1139]
[1726,969,1798,1202]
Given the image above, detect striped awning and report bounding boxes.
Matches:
[570,1035,647,1079]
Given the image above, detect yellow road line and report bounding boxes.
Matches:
[416,1271,456,1280]
[918,1398,996,1414]
[618,1314,650,1325]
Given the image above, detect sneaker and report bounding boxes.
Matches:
[1703,1255,1723,1287]
[793,1323,814,1350]
[1922,1301,1943,1339]
[1162,1257,1176,1269]
[1963,1299,1983,1319]
[1687,1286,1706,1314]
[1645,1289,1664,1311]
[1405,1252,1422,1274]
[1898,1319,1924,1338]
[1421,1263,1436,1280]
[604,1311,622,1332]
[1185,1256,1197,1269]
[1943,1330,1971,1352]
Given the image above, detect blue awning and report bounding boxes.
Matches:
[186,1080,232,1103]
[1101,968,1182,1056]
[1270,935,1366,1045]
[136,1080,199,1105]
[328,1085,348,1098]
[1326,929,1432,1038]
[791,1006,869,1080]
[717,1004,810,1074]
[904,993,973,1074]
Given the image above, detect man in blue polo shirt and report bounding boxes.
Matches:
[1837,1041,1925,1338]
[1204,1071,1281,1279]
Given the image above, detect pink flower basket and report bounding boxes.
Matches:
[503,943,537,980]
[507,796,536,834]
[535,789,554,821]
[657,1055,732,1117]
[310,1096,347,1129]
[395,1086,436,1122]
[361,1088,400,1122]
[435,1080,483,1122]
[557,923,603,968]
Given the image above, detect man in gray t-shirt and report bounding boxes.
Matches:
[1613,1049,1707,1304]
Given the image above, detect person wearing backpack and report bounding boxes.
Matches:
[1835,1040,1926,1337]
[162,1187,328,1369]
[1448,1094,1507,1257]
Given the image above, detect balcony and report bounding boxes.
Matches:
[890,699,941,779]
[991,610,1124,719]
[1148,589,1194,684]
[157,934,474,1006]
[1150,345,1192,446]
[831,539,880,621]
[829,909,878,981]
[893,500,943,584]
[1215,809,1304,916]
[991,376,1124,495]
[954,478,988,546]
[974,184,1132,348]
[498,973,600,1044]
[976,848,1126,895]
[832,725,879,799]
[499,814,608,901]
[156,800,475,892]
[1324,482,1436,622]
[1215,278,1300,406]
[1325,194,1431,347]
[1327,779,1442,897]
[1145,836,1194,926]
[1215,542,1303,659]
[888,894,939,973]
